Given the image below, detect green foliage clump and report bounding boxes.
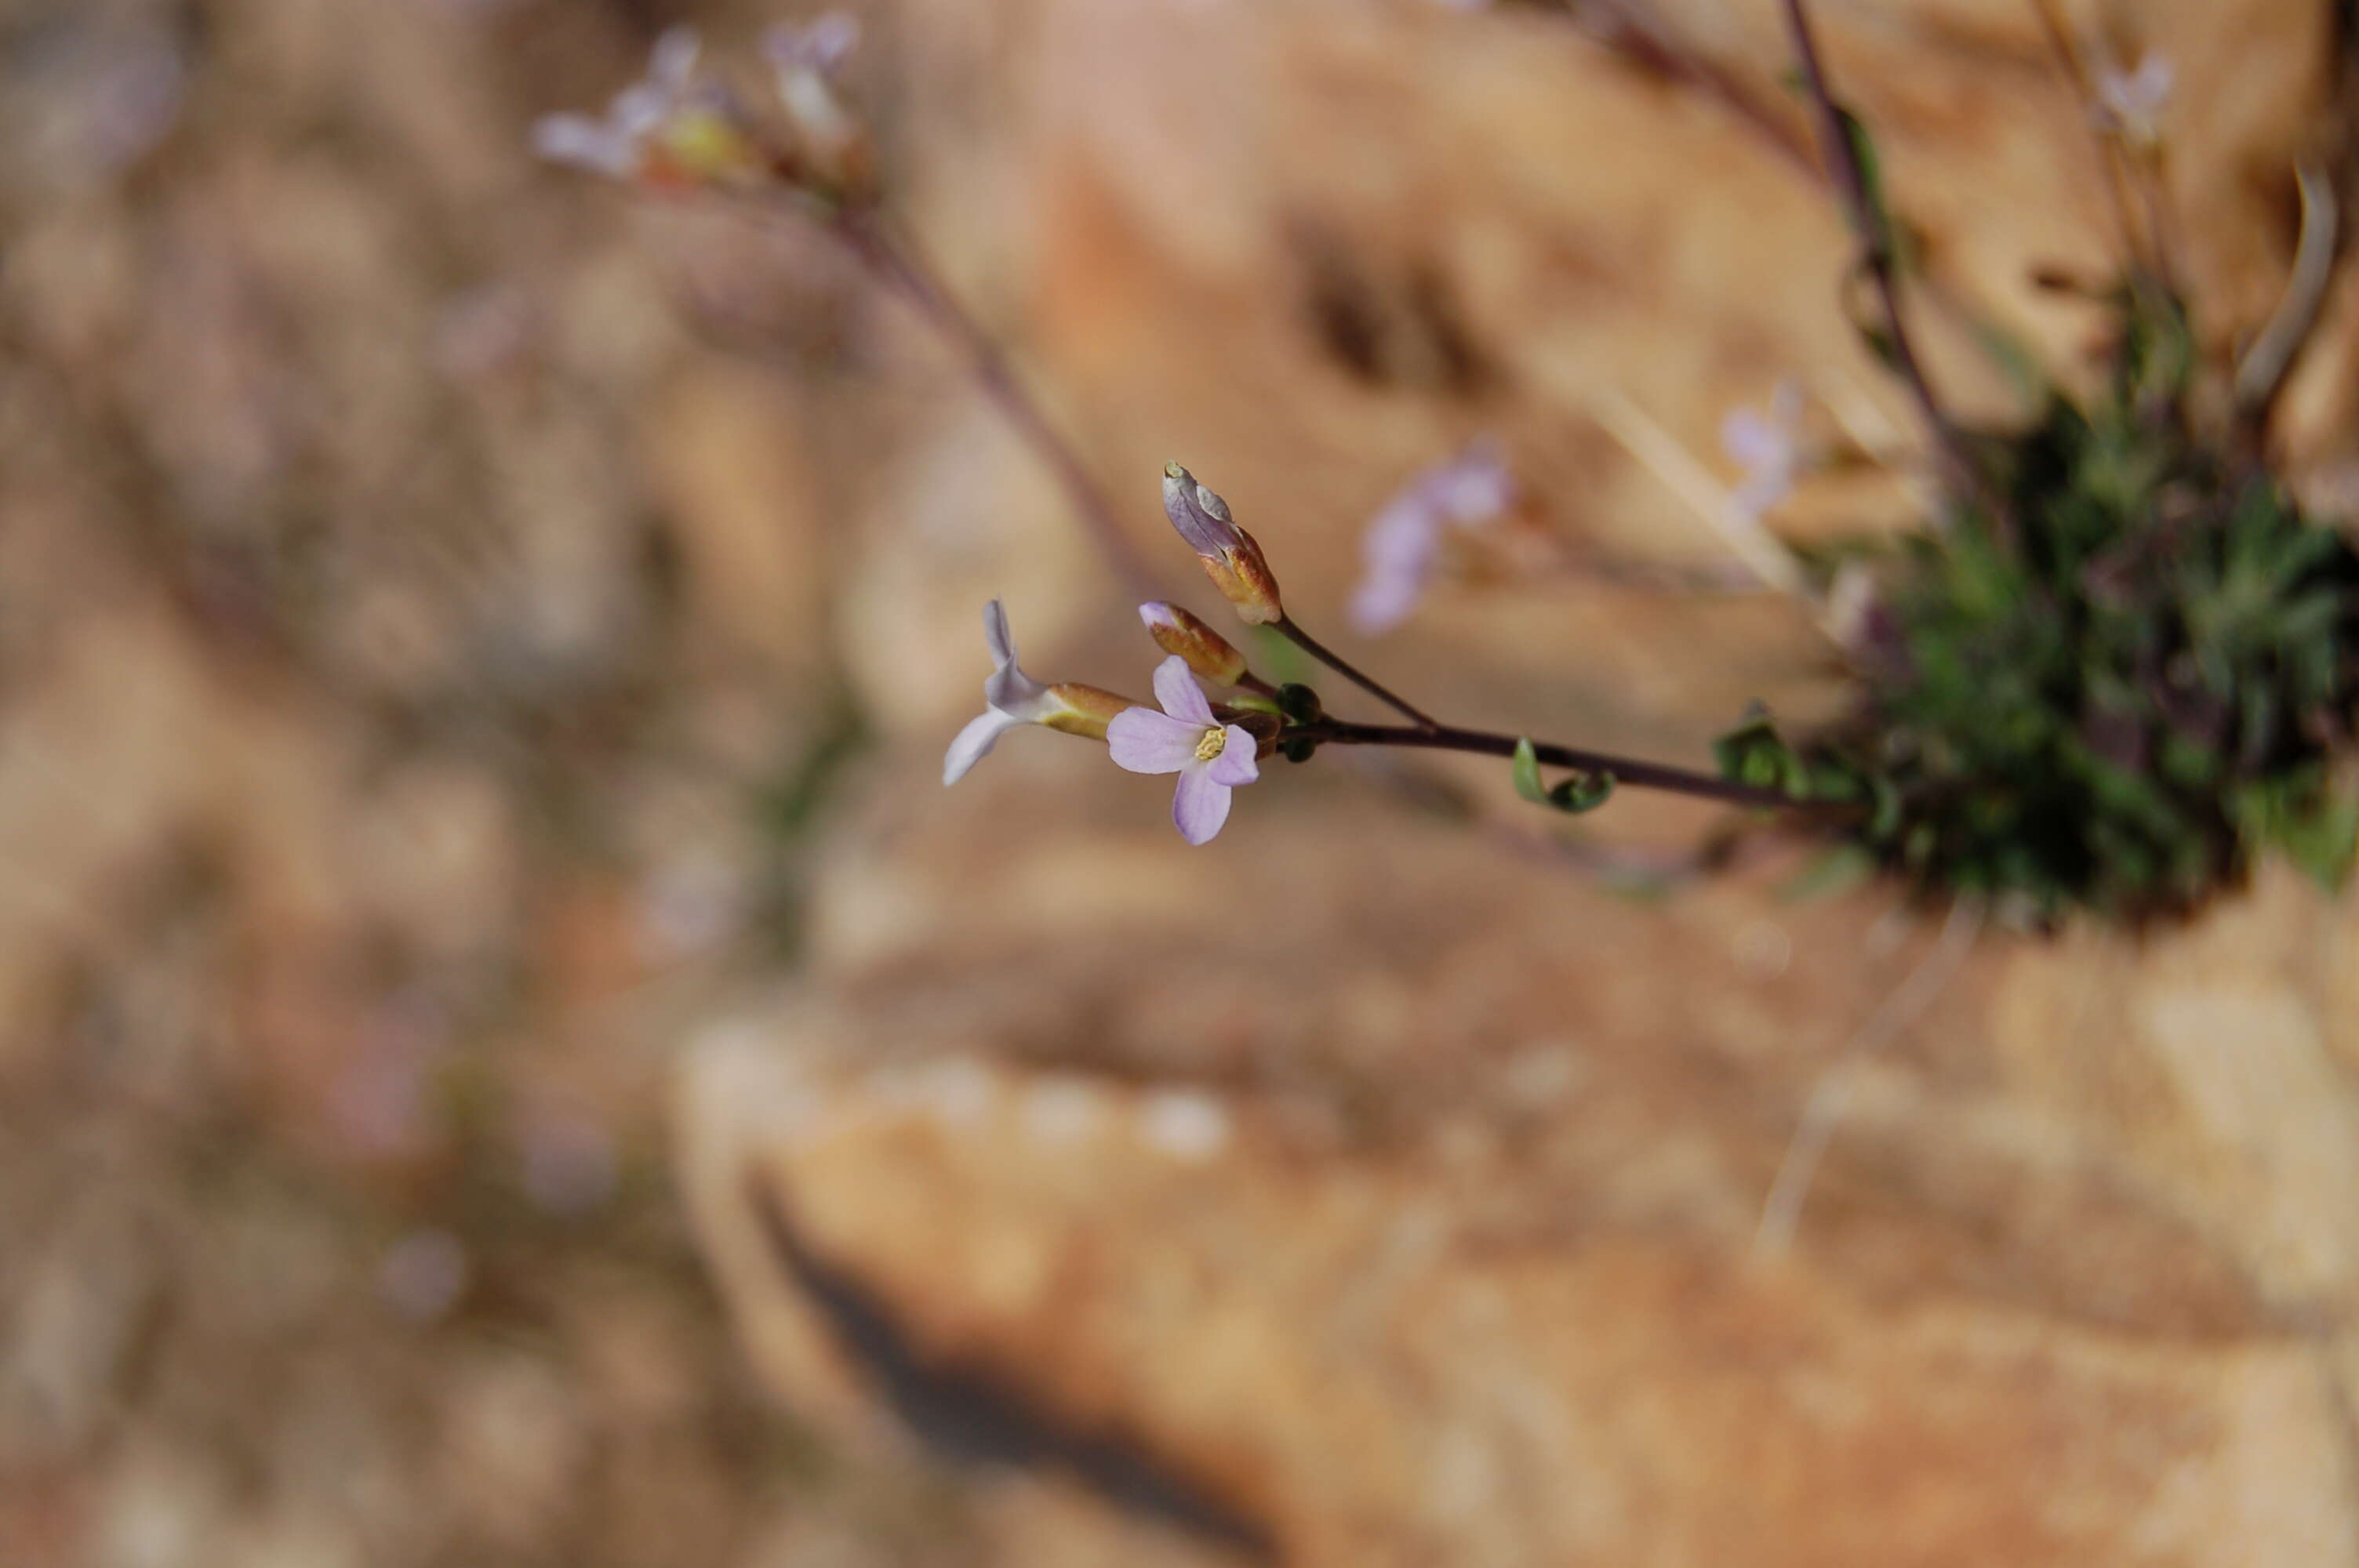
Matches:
[1722,296,2359,926]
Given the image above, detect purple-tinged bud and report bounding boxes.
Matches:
[1162,463,1245,556]
[1161,463,1285,626]
[1138,601,1249,685]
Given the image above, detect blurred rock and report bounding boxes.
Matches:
[686,750,2359,1563]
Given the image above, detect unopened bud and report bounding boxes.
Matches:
[767,16,874,200]
[1041,683,1134,741]
[1138,602,1249,685]
[1162,463,1285,626]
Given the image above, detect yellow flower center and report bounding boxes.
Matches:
[1193,728,1227,763]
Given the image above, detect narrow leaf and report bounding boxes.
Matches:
[1511,737,1550,805]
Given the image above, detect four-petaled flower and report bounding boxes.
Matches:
[943,600,1060,785]
[1108,658,1260,845]
[1349,438,1515,636]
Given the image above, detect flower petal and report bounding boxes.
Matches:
[1349,562,1427,637]
[1162,464,1248,559]
[1350,499,1444,636]
[983,599,1015,670]
[943,708,1022,786]
[765,13,860,74]
[649,27,702,93]
[1171,764,1234,845]
[980,599,1049,714]
[1150,655,1216,726]
[1207,728,1259,788]
[1107,706,1205,775]
[1428,441,1514,524]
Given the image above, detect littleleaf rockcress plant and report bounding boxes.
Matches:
[541,5,2359,929]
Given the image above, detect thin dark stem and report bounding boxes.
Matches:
[827,208,1164,600]
[1272,616,1441,730]
[1295,719,1804,812]
[1776,0,2001,536]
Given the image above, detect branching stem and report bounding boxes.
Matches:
[828,207,1165,600]
[1272,616,1441,730]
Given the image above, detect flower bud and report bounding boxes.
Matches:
[1162,463,1285,625]
[766,16,874,201]
[1041,683,1134,741]
[1138,601,1249,685]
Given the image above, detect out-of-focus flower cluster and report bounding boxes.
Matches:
[533,16,872,201]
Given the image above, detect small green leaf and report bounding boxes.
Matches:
[1511,738,1550,805]
[1549,771,1616,815]
[1511,740,1615,815]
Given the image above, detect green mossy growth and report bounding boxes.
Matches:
[1724,291,2359,927]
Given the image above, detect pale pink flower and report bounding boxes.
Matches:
[1348,440,1515,636]
[1720,383,1804,521]
[1107,657,1259,845]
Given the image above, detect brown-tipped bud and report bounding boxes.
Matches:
[1139,601,1249,685]
[1041,683,1135,741]
[1162,463,1285,626]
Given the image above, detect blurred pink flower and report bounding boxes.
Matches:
[2095,53,2173,147]
[1107,658,1259,845]
[1720,383,1804,522]
[533,27,703,179]
[1348,440,1515,636]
